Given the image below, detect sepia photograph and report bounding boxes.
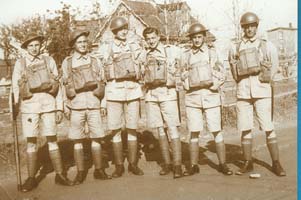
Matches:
[0,0,297,199]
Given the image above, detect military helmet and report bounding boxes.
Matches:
[240,12,259,26]
[69,30,90,47]
[187,23,208,37]
[21,33,44,49]
[110,16,128,31]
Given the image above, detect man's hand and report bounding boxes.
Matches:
[100,108,107,117]
[209,84,219,92]
[64,111,71,121]
[56,111,63,124]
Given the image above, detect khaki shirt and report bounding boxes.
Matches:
[12,53,63,113]
[61,52,105,110]
[181,45,225,108]
[228,36,279,99]
[142,43,181,102]
[99,39,143,101]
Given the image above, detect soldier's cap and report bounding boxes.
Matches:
[21,33,45,49]
[69,30,90,47]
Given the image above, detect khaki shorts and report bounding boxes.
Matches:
[237,98,274,132]
[146,100,180,128]
[107,100,140,130]
[21,112,56,138]
[186,106,221,132]
[69,109,105,139]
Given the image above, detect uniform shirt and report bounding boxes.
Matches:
[98,39,143,101]
[142,43,181,102]
[61,52,105,110]
[181,45,226,108]
[12,53,63,114]
[228,36,279,99]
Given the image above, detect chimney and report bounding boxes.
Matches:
[289,22,293,28]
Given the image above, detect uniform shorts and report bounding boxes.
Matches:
[237,98,274,132]
[107,99,140,130]
[69,109,105,140]
[146,100,180,128]
[21,112,56,138]
[186,106,221,133]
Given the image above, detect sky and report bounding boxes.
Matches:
[0,0,298,43]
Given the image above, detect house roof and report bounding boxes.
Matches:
[267,27,297,32]
[122,0,158,15]
[158,1,190,11]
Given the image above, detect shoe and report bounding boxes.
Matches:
[94,169,112,180]
[73,171,85,185]
[219,163,233,175]
[112,164,125,178]
[183,164,200,176]
[128,164,144,176]
[173,165,183,179]
[272,161,286,176]
[235,160,253,175]
[21,177,38,192]
[55,173,74,186]
[159,164,172,176]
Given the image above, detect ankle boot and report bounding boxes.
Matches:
[236,160,253,175]
[94,169,112,180]
[21,177,38,193]
[112,142,124,178]
[128,140,144,176]
[73,171,85,185]
[49,149,73,186]
[183,164,199,176]
[159,164,172,175]
[272,160,286,176]
[219,163,233,175]
[173,165,183,179]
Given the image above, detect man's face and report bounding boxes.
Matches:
[243,23,258,38]
[191,33,205,48]
[27,40,41,57]
[74,35,88,54]
[116,27,129,40]
[145,32,160,49]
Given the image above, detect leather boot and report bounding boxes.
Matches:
[49,149,73,186]
[158,135,172,175]
[219,163,233,175]
[171,138,182,178]
[112,142,124,178]
[73,148,85,184]
[183,164,199,176]
[173,165,183,179]
[216,141,233,175]
[159,164,172,176]
[73,171,85,185]
[94,169,112,180]
[236,138,253,175]
[272,160,286,176]
[235,160,253,175]
[21,151,38,192]
[128,140,144,175]
[21,177,38,193]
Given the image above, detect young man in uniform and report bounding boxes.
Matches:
[62,30,111,185]
[141,27,183,178]
[12,33,73,192]
[228,12,286,176]
[99,16,144,177]
[181,23,233,176]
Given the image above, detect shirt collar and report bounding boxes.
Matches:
[73,51,89,60]
[191,44,207,54]
[242,35,258,43]
[114,38,127,47]
[147,43,164,54]
[26,53,42,62]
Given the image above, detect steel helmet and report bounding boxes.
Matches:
[110,16,128,31]
[240,12,259,26]
[187,23,208,37]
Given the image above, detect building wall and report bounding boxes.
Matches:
[268,29,297,57]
